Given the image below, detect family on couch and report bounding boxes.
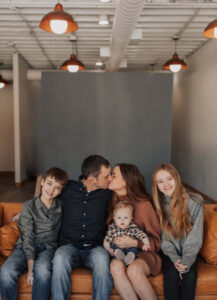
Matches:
[0,154,204,300]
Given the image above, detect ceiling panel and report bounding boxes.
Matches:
[0,0,217,71]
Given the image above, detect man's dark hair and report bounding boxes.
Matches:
[81,155,110,179]
[45,167,69,187]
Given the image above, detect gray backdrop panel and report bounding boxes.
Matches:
[40,71,172,192]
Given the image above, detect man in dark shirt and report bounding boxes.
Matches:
[51,155,113,300]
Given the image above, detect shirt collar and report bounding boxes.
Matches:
[78,176,87,191]
[35,196,57,211]
[35,196,44,209]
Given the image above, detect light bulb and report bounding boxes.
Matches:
[100,0,111,2]
[214,27,217,38]
[0,83,5,89]
[169,64,181,73]
[50,20,68,34]
[96,61,103,66]
[99,15,109,26]
[67,65,79,73]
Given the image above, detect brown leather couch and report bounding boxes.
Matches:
[0,202,217,300]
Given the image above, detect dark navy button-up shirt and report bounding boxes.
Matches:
[59,178,112,248]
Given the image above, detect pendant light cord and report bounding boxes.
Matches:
[173,36,179,53]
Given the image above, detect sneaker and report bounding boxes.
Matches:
[114,249,125,261]
[124,252,135,266]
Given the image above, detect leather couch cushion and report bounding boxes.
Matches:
[0,222,20,258]
[196,261,217,294]
[0,202,22,225]
[14,263,217,296]
[0,205,3,227]
[200,204,217,264]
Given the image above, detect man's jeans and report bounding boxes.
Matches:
[51,244,113,300]
[0,245,55,300]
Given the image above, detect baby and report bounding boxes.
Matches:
[104,201,150,265]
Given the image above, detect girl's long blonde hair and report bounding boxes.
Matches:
[152,163,192,239]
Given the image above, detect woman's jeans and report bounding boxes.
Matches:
[162,253,197,300]
[0,245,55,300]
[51,243,113,300]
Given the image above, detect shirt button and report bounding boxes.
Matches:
[81,235,84,238]
[84,201,86,204]
[84,213,86,216]
[83,224,86,227]
[86,194,88,196]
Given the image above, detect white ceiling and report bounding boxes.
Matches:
[0,0,217,72]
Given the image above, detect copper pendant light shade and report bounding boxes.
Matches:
[61,54,85,72]
[39,3,78,34]
[0,75,9,89]
[203,19,217,38]
[163,52,187,72]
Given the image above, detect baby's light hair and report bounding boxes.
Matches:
[113,201,134,217]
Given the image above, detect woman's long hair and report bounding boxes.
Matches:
[152,163,192,239]
[107,163,149,224]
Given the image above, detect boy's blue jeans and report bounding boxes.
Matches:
[51,243,113,300]
[0,245,55,300]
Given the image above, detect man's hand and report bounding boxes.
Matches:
[26,270,34,285]
[113,236,138,248]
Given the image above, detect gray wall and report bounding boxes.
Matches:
[13,54,42,182]
[0,84,14,171]
[26,80,42,177]
[40,71,173,192]
[172,39,217,200]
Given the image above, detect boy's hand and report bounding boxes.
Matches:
[142,238,150,251]
[27,258,34,285]
[26,270,34,285]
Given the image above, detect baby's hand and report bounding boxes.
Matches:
[142,238,150,251]
[109,248,115,256]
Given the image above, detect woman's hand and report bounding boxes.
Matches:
[26,270,34,285]
[175,259,188,273]
[113,236,138,248]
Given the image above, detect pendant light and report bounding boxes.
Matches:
[203,19,217,38]
[39,2,78,35]
[163,37,187,73]
[61,41,85,73]
[0,75,9,89]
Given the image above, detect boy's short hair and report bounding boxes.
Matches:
[113,201,134,216]
[81,155,110,179]
[45,167,68,188]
